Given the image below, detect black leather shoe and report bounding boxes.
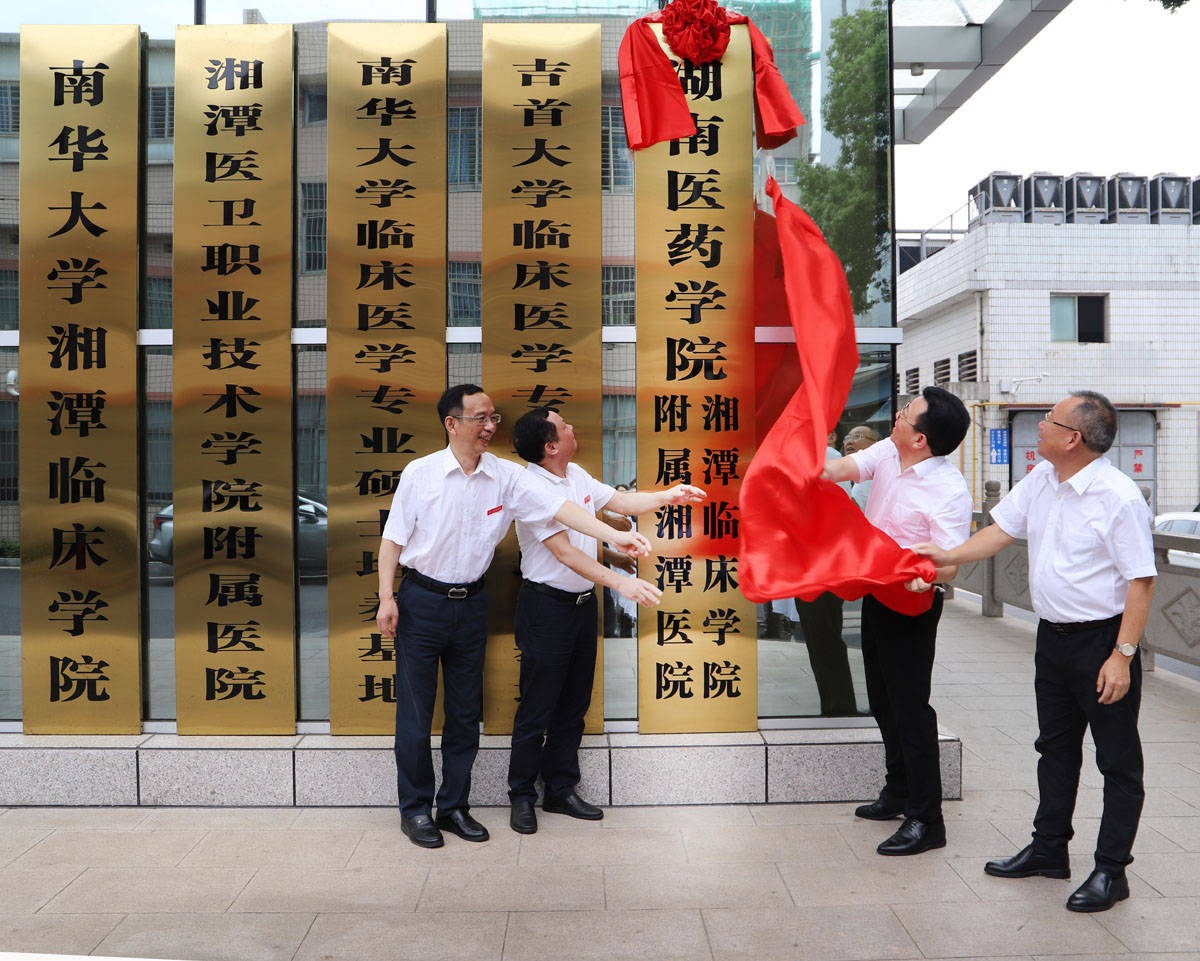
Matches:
[435,808,489,842]
[543,791,604,820]
[510,800,538,835]
[400,813,444,848]
[1066,868,1129,913]
[984,843,1071,880]
[877,817,946,856]
[854,795,905,821]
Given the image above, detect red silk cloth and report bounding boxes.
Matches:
[617,9,805,151]
[739,178,937,615]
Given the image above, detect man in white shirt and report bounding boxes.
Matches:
[822,387,972,856]
[375,385,651,849]
[843,424,879,511]
[914,391,1155,912]
[507,407,704,834]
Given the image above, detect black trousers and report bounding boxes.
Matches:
[860,591,944,823]
[1032,617,1144,874]
[507,585,598,804]
[392,578,488,819]
[795,591,858,716]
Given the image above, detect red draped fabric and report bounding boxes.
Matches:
[739,179,937,615]
[617,13,805,151]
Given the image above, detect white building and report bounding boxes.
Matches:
[897,204,1200,514]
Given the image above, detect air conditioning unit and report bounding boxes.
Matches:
[1022,172,1064,224]
[968,171,1023,228]
[1149,173,1191,224]
[1065,173,1106,224]
[1106,173,1150,224]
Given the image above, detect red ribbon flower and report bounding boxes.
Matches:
[661,0,731,65]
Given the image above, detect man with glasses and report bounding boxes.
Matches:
[821,386,972,855]
[506,407,704,834]
[376,384,651,849]
[913,391,1155,912]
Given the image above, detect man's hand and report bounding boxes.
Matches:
[904,577,934,593]
[376,594,398,639]
[602,546,636,575]
[1096,651,1132,705]
[663,484,706,506]
[601,509,632,532]
[610,528,652,557]
[616,575,662,608]
[911,542,952,567]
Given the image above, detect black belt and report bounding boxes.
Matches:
[404,569,486,599]
[1041,613,1122,635]
[522,579,594,606]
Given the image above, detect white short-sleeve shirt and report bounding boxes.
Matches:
[516,462,616,592]
[989,457,1156,623]
[381,447,566,583]
[849,437,972,550]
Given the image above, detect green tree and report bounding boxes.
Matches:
[794,1,890,316]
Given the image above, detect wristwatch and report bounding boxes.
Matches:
[1115,642,1138,657]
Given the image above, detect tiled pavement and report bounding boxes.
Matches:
[1,596,1199,961]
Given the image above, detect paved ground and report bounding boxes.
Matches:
[1,595,1199,961]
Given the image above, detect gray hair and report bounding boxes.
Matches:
[1069,390,1117,454]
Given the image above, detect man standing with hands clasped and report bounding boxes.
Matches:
[913,391,1155,913]
[507,407,705,834]
[375,385,651,850]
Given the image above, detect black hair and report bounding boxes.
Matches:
[512,407,558,463]
[917,386,970,457]
[437,384,485,423]
[1069,390,1117,453]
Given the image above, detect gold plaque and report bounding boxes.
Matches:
[19,25,143,733]
[172,25,296,733]
[635,25,758,732]
[326,23,448,734]
[480,24,604,734]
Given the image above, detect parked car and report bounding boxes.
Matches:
[1153,512,1200,570]
[148,495,328,576]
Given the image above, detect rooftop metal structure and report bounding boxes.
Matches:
[892,0,1071,144]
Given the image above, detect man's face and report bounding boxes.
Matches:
[546,410,577,460]
[843,427,876,455]
[894,397,928,446]
[449,391,497,455]
[1037,397,1084,460]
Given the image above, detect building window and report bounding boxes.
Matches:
[448,261,481,327]
[448,106,481,190]
[905,367,919,394]
[0,269,16,331]
[147,86,174,139]
[300,182,326,273]
[957,350,977,383]
[1051,294,1106,343]
[933,358,950,386]
[0,82,18,134]
[602,265,635,325]
[302,88,327,125]
[601,104,632,191]
[145,275,172,329]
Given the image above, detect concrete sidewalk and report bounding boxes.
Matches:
[1,596,1198,961]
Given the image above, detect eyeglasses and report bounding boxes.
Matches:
[897,403,923,432]
[1041,414,1086,444]
[451,413,502,426]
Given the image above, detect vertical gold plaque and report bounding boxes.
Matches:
[19,25,143,733]
[480,24,603,734]
[635,26,758,732]
[326,23,447,734]
[172,25,296,733]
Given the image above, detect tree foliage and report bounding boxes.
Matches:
[1156,0,1189,10]
[793,1,890,316]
